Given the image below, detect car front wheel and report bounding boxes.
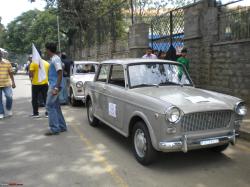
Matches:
[87,99,99,127]
[70,88,78,106]
[132,121,157,165]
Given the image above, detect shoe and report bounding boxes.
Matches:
[0,114,4,119]
[44,130,60,136]
[30,114,40,118]
[60,129,67,132]
[45,112,48,118]
[5,110,13,117]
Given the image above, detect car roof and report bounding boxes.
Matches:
[74,61,99,65]
[100,58,180,65]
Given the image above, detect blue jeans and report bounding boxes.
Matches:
[0,87,13,115]
[59,77,69,104]
[46,88,67,133]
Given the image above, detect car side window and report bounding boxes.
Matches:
[109,65,125,88]
[96,64,109,82]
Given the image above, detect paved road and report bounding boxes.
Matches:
[0,75,250,187]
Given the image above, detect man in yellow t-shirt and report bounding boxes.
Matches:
[29,59,50,118]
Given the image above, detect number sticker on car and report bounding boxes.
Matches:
[108,103,117,118]
[200,139,219,146]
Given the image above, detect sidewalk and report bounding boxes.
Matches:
[240,107,250,141]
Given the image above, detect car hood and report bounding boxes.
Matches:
[131,86,241,114]
[71,74,95,83]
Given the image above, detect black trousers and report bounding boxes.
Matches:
[31,84,48,115]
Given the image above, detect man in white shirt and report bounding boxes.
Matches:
[142,47,157,59]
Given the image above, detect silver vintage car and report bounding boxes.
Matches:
[69,61,98,106]
[84,59,247,165]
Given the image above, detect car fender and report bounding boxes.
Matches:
[129,111,158,150]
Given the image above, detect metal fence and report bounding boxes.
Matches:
[150,8,184,55]
[219,6,250,41]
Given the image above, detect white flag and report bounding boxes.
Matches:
[32,44,46,82]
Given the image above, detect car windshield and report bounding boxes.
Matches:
[75,64,96,74]
[128,63,192,88]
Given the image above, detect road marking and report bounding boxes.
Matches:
[71,124,128,187]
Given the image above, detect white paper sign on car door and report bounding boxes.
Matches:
[109,103,117,118]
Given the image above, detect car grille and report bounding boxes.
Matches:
[181,110,232,132]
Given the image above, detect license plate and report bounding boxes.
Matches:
[200,139,219,146]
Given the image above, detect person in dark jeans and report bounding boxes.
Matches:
[29,58,50,118]
[31,84,48,116]
[59,52,73,104]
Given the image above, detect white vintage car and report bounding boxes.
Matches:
[84,59,247,165]
[69,61,98,106]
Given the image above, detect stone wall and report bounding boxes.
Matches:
[79,40,129,62]
[80,23,149,61]
[184,0,250,104]
[210,40,250,102]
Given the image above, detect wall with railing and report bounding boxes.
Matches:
[219,6,250,41]
[183,0,250,104]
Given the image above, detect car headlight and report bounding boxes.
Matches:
[235,102,247,116]
[76,81,83,88]
[166,106,182,123]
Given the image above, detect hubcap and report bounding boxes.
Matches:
[134,129,147,158]
[88,101,94,122]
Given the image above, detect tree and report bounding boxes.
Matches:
[36,0,127,58]
[3,9,67,55]
[0,17,6,47]
[31,0,196,58]
[132,0,196,20]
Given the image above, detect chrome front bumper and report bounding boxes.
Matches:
[159,130,237,153]
[75,95,86,101]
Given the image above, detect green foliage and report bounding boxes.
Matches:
[3,9,66,55]
[40,0,129,48]
[0,17,6,47]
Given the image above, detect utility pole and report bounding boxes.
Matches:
[130,0,134,24]
[57,15,61,53]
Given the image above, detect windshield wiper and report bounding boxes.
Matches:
[159,81,184,87]
[133,83,159,88]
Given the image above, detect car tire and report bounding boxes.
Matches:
[132,121,157,165]
[87,99,99,127]
[70,88,78,106]
[210,143,229,152]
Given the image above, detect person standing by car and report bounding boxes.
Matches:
[0,50,16,119]
[177,48,189,71]
[59,52,73,104]
[29,53,50,118]
[142,47,157,59]
[44,42,67,136]
[177,48,190,80]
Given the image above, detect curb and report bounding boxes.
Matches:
[239,129,250,142]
